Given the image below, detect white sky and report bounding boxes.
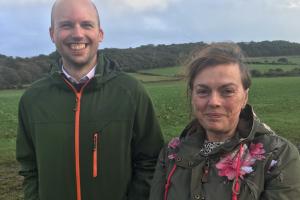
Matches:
[0,0,300,57]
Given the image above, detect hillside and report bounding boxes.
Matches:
[1,40,300,89]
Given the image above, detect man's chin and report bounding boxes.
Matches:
[63,56,90,69]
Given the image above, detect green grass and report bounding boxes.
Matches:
[139,66,184,77]
[127,72,181,82]
[145,81,189,140]
[1,76,300,147]
[0,90,22,139]
[246,55,300,64]
[0,90,23,200]
[143,77,300,143]
[1,74,300,199]
[139,55,300,77]
[248,77,300,141]
[0,139,16,163]
[248,64,299,72]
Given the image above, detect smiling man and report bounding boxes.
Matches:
[16,0,164,200]
[50,0,103,81]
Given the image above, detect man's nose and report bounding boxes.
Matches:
[72,25,84,38]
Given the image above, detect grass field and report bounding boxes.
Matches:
[248,64,299,72]
[0,90,23,200]
[247,55,300,64]
[139,66,184,77]
[139,59,300,77]
[1,65,300,199]
[144,77,300,142]
[127,72,181,82]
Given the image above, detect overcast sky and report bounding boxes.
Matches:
[1,0,300,57]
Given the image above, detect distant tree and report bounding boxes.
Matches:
[17,69,33,84]
[0,66,21,87]
[277,57,288,64]
[250,69,262,77]
[0,75,8,89]
[1,40,300,90]
[290,68,300,75]
[265,68,284,77]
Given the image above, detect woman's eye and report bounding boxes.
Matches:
[195,89,209,96]
[222,89,235,96]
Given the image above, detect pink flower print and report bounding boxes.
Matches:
[168,137,180,149]
[167,137,180,160]
[241,166,253,174]
[268,160,278,172]
[249,143,265,160]
[216,148,240,180]
[168,153,177,160]
[216,143,266,180]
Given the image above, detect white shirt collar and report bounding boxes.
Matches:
[62,65,96,84]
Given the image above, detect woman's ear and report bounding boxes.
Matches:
[243,89,249,108]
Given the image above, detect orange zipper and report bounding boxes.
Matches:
[63,78,90,200]
[93,133,98,178]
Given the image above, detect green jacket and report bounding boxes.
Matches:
[16,53,164,200]
[150,105,300,200]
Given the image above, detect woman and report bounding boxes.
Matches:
[150,43,300,200]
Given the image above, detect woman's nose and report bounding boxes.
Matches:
[208,92,221,107]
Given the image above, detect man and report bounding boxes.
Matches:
[16,0,164,199]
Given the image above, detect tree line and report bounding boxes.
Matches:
[1,40,300,89]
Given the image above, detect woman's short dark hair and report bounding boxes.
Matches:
[186,42,251,93]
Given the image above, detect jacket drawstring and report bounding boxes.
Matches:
[232,143,244,200]
[164,164,177,200]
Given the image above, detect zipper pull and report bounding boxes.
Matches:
[73,97,78,112]
[202,158,210,183]
[93,134,98,150]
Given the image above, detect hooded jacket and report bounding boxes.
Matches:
[16,52,164,200]
[150,105,300,200]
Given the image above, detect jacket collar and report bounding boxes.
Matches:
[48,51,121,89]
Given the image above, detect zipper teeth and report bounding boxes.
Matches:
[63,78,90,200]
[201,157,210,183]
[75,93,81,200]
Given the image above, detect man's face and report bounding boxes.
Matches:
[49,0,103,69]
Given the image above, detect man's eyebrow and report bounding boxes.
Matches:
[81,20,97,25]
[57,20,72,25]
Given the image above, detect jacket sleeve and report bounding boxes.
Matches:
[261,138,300,199]
[16,97,39,200]
[149,147,167,200]
[127,82,164,200]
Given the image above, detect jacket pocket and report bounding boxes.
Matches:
[92,132,99,178]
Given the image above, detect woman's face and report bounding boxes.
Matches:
[191,63,248,141]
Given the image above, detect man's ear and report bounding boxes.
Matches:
[98,28,104,43]
[49,27,55,43]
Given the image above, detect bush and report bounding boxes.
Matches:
[250,69,262,77]
[277,57,288,64]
